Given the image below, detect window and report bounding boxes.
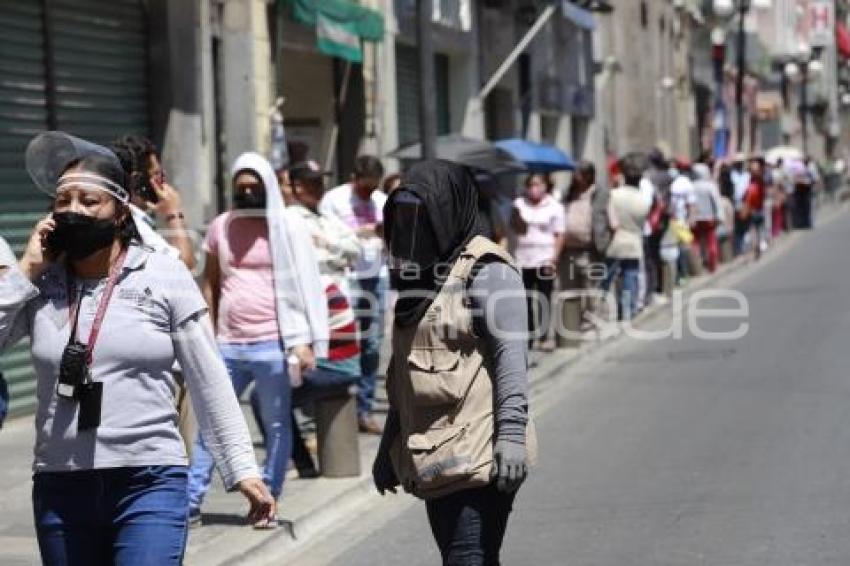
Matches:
[395,44,451,145]
[641,1,648,29]
[433,0,472,30]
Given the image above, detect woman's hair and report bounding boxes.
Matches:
[525,173,554,192]
[58,154,140,247]
[382,173,402,194]
[618,152,648,187]
[718,164,734,200]
[565,161,596,203]
[109,135,158,199]
[353,155,384,179]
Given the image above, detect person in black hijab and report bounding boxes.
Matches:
[374,160,535,565]
[383,160,484,326]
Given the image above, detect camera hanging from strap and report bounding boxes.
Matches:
[56,248,128,431]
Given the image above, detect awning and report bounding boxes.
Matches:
[837,21,850,60]
[281,0,384,63]
[562,1,596,31]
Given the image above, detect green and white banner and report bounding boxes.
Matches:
[282,0,384,63]
[316,12,363,63]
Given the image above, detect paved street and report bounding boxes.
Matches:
[285,208,850,566]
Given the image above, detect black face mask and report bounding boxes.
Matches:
[48,212,117,260]
[233,191,266,210]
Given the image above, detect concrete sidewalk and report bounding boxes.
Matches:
[0,196,844,565]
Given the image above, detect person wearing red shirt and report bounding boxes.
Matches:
[744,158,767,259]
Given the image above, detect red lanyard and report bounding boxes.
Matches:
[67,248,128,365]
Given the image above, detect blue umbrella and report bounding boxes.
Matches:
[494,139,576,172]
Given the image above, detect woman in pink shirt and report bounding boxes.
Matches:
[511,174,566,350]
[187,153,327,528]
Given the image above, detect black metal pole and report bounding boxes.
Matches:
[801,62,809,156]
[417,0,437,160]
[735,3,747,153]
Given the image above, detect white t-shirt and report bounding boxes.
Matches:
[670,175,697,222]
[320,183,387,280]
[512,195,566,268]
[638,177,657,236]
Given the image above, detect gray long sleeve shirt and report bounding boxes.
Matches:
[468,260,530,444]
[0,242,259,488]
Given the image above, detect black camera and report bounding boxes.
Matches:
[57,341,88,399]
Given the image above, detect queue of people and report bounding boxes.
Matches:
[507,145,830,333]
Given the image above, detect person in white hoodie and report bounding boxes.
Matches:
[690,163,723,272]
[187,152,328,526]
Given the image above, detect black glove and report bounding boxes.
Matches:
[373,410,400,495]
[372,444,399,495]
[491,439,528,493]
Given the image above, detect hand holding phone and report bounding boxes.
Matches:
[20,215,58,281]
[150,179,185,220]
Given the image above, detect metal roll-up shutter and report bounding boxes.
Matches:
[51,0,150,144]
[395,43,450,146]
[395,43,420,146]
[0,1,51,416]
[0,0,150,417]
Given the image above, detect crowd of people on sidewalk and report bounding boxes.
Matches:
[0,125,836,565]
[507,146,832,332]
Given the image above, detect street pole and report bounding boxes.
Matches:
[417,0,437,160]
[735,2,747,152]
[801,62,809,157]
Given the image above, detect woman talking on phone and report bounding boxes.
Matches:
[0,132,273,565]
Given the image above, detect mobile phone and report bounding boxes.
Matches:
[45,228,63,257]
[139,174,160,204]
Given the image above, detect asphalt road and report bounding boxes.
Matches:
[307,208,850,566]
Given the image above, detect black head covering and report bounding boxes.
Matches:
[384,160,484,326]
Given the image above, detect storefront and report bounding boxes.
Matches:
[275,0,384,181]
[0,0,151,415]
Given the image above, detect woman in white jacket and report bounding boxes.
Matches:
[186,152,328,526]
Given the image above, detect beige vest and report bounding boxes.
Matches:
[387,236,537,499]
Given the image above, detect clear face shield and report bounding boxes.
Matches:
[387,191,439,275]
[25,131,129,204]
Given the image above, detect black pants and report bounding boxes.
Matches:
[644,234,661,297]
[792,188,812,229]
[425,485,517,566]
[522,266,555,346]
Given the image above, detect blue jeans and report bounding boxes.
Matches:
[188,340,291,507]
[425,484,516,566]
[602,258,641,321]
[353,276,386,418]
[33,466,188,566]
